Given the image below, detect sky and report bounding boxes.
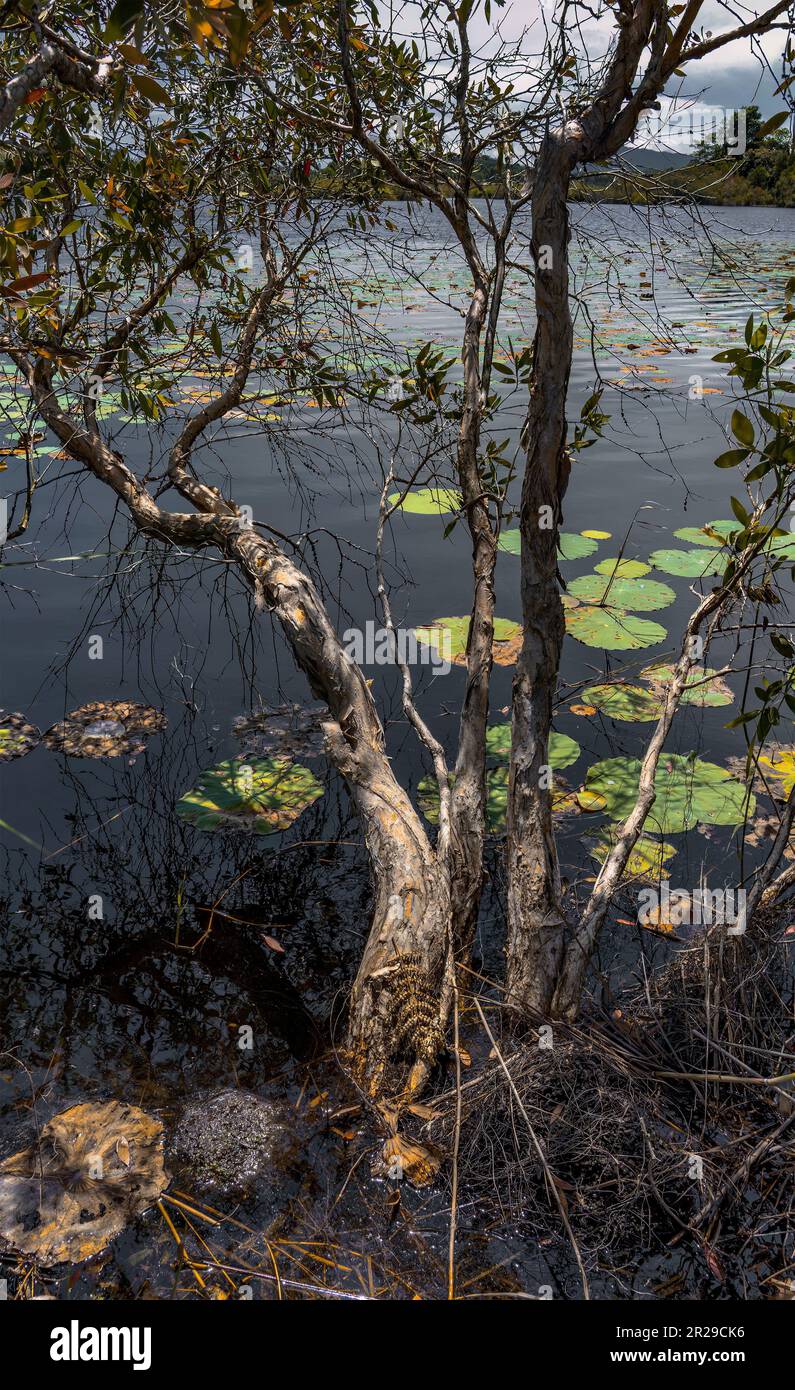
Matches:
[463,0,791,151]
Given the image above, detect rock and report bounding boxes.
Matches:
[168,1090,286,1193]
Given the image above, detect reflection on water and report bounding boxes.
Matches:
[1,204,794,1298]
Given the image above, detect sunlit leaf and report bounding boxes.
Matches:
[176,757,323,834]
[578,753,754,834]
[0,1101,167,1265]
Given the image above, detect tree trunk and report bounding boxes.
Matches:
[505,133,574,1014]
[448,283,496,955]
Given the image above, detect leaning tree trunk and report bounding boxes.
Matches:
[505,132,575,1014]
[20,357,455,1096]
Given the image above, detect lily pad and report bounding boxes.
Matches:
[418,766,576,835]
[413,616,522,666]
[484,723,580,769]
[587,829,677,882]
[232,704,328,760]
[0,711,41,761]
[498,530,598,560]
[0,1101,168,1266]
[563,596,667,651]
[648,548,723,578]
[594,558,651,579]
[727,745,795,801]
[581,683,661,722]
[581,529,611,540]
[640,663,733,707]
[43,701,167,758]
[388,486,461,515]
[176,757,324,833]
[756,748,795,800]
[567,573,676,612]
[577,753,754,834]
[673,525,728,549]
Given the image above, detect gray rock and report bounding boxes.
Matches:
[169,1090,286,1193]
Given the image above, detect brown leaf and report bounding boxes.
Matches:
[260,934,284,953]
[0,1100,168,1265]
[376,1134,443,1188]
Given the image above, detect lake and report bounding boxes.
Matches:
[1,201,794,1298]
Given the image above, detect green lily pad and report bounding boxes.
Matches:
[648,548,723,578]
[176,757,323,834]
[567,573,675,612]
[673,525,730,548]
[388,486,461,515]
[594,558,651,579]
[0,711,41,762]
[485,723,580,769]
[581,683,661,722]
[577,753,754,834]
[563,597,667,651]
[640,663,733,707]
[498,530,599,560]
[418,766,575,835]
[587,829,677,881]
[413,616,522,666]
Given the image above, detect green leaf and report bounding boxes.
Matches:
[649,548,723,578]
[640,663,733,708]
[485,723,580,769]
[730,410,755,447]
[587,829,677,882]
[389,486,461,515]
[176,757,323,834]
[580,683,661,722]
[562,596,666,651]
[593,557,650,579]
[578,753,754,834]
[713,448,749,469]
[413,615,521,665]
[567,573,675,612]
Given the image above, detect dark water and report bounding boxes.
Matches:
[1,202,794,1299]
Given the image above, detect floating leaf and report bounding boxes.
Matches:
[232,704,328,760]
[640,663,733,707]
[0,711,41,761]
[594,558,650,579]
[587,829,677,881]
[43,701,166,757]
[581,683,661,722]
[419,765,575,835]
[563,596,666,651]
[757,748,795,800]
[498,530,598,560]
[578,753,754,834]
[413,616,521,666]
[0,1101,168,1266]
[581,529,611,540]
[388,486,461,515]
[673,526,726,549]
[176,757,323,834]
[567,573,675,612]
[485,723,580,769]
[648,548,723,578]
